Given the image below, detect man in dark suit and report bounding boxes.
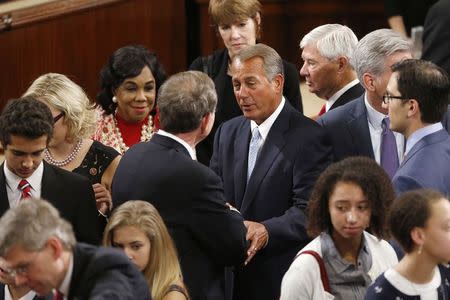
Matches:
[384,59,450,195]
[300,24,364,118]
[0,200,150,299]
[317,29,412,176]
[422,0,450,76]
[210,44,332,300]
[0,98,99,245]
[112,71,248,300]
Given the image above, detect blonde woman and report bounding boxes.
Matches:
[23,73,121,217]
[104,201,189,300]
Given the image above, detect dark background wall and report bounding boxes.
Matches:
[0,0,386,109]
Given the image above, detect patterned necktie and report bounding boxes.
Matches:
[380,118,399,178]
[18,179,32,200]
[247,127,262,181]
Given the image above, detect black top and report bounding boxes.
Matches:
[73,140,120,184]
[190,48,302,165]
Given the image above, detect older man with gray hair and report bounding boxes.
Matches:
[318,29,412,178]
[0,199,150,299]
[112,71,248,300]
[300,24,363,117]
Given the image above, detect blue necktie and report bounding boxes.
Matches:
[247,127,262,181]
[380,118,399,178]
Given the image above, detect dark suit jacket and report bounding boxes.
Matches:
[317,94,375,161]
[210,101,332,300]
[68,243,151,299]
[329,82,365,111]
[112,135,248,300]
[0,162,100,245]
[0,284,52,300]
[393,129,450,196]
[442,105,450,133]
[190,48,302,165]
[422,0,450,76]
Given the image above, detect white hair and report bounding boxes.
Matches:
[300,24,358,66]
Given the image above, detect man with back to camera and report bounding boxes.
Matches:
[112,70,248,300]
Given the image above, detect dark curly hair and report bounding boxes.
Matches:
[96,45,167,115]
[0,96,53,147]
[307,156,395,240]
[389,189,446,253]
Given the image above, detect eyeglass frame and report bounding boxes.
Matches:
[0,251,41,278]
[382,93,410,104]
[53,112,65,124]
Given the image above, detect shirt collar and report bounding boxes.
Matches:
[405,122,443,156]
[250,96,285,141]
[57,253,73,297]
[4,161,44,192]
[364,93,387,130]
[326,79,360,111]
[4,286,37,300]
[157,130,197,160]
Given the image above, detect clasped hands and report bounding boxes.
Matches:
[244,220,268,265]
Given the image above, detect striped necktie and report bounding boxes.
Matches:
[18,179,32,200]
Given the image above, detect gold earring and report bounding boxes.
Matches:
[418,244,423,255]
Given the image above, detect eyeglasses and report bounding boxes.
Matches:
[0,252,40,278]
[382,94,410,104]
[53,112,64,124]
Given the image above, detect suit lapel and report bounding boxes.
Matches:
[330,83,364,110]
[41,162,56,201]
[240,105,290,214]
[234,121,251,210]
[0,163,10,215]
[347,96,375,158]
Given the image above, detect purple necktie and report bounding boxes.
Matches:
[380,118,399,178]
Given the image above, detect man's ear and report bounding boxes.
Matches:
[47,237,64,259]
[407,99,420,118]
[362,73,376,91]
[272,74,284,93]
[337,56,349,73]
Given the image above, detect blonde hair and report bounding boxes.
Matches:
[23,73,96,141]
[209,0,262,38]
[103,201,185,300]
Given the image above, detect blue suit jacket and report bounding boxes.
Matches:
[393,129,450,196]
[210,101,332,300]
[317,94,375,161]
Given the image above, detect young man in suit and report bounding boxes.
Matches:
[384,59,450,195]
[300,24,364,118]
[210,43,332,300]
[0,200,150,299]
[0,97,99,245]
[317,29,412,178]
[112,71,248,300]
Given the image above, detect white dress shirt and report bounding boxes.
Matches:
[4,287,36,300]
[250,96,286,144]
[364,95,404,164]
[157,130,197,160]
[325,79,360,112]
[4,162,43,207]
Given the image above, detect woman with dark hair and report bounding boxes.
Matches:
[94,45,167,154]
[280,157,398,300]
[189,0,302,165]
[366,189,450,299]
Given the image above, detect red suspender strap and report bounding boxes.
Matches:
[294,250,331,293]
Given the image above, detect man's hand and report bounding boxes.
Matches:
[93,183,112,215]
[243,220,268,265]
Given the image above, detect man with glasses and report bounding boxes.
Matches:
[384,59,450,195]
[318,29,412,177]
[0,97,100,245]
[0,199,150,299]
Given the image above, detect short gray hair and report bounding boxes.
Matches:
[0,199,76,256]
[300,24,358,66]
[233,43,284,80]
[352,29,411,82]
[158,71,217,134]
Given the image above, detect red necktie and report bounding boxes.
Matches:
[318,104,326,116]
[54,290,64,300]
[18,179,32,200]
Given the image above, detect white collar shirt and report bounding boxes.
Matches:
[325,79,360,112]
[4,161,43,207]
[157,130,197,160]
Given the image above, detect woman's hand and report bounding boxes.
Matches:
[93,183,112,215]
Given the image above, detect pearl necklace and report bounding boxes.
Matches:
[44,139,83,167]
[114,115,153,154]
